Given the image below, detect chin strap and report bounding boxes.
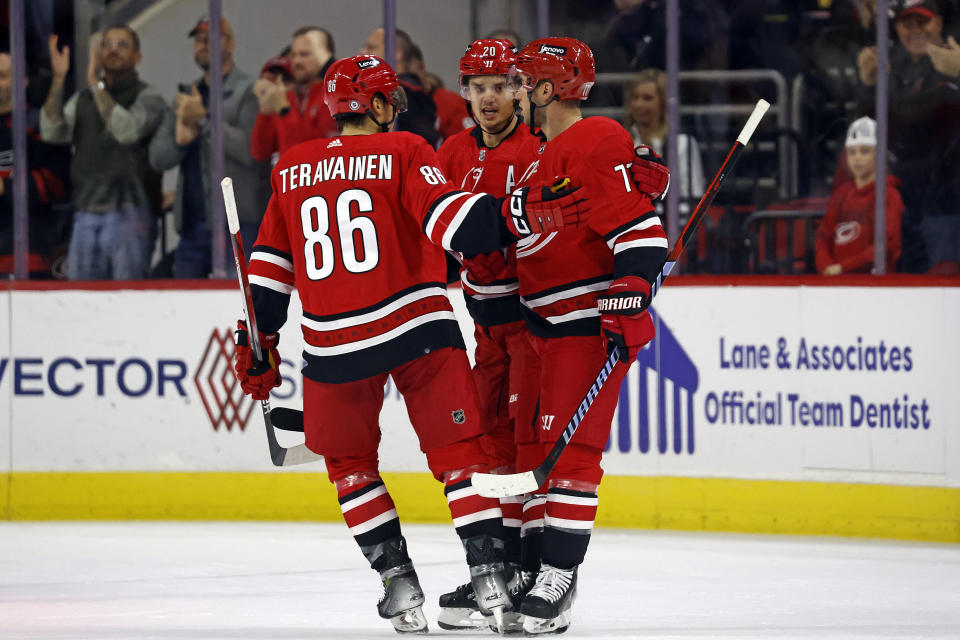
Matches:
[367,105,398,133]
[481,112,518,137]
[526,90,558,136]
[467,99,521,138]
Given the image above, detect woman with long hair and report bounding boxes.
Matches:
[623,69,705,221]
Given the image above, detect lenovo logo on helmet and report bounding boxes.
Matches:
[538,44,567,56]
[357,58,380,69]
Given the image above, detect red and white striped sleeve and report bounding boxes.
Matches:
[400,136,515,254]
[249,192,295,334]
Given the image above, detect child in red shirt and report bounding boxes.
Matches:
[816,117,904,274]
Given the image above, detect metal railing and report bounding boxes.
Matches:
[744,209,825,275]
[584,69,793,199]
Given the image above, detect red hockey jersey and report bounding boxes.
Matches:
[514,117,667,338]
[437,121,542,326]
[249,131,516,383]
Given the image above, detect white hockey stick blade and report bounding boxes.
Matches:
[471,470,540,498]
[281,443,323,466]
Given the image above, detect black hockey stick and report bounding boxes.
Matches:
[470,99,771,498]
[221,178,322,467]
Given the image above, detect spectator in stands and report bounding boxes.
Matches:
[624,69,704,222]
[259,55,294,89]
[0,51,69,278]
[41,25,166,280]
[249,26,337,164]
[596,0,727,73]
[816,117,903,275]
[857,0,960,271]
[360,28,439,146]
[927,33,960,77]
[406,44,470,141]
[148,16,267,279]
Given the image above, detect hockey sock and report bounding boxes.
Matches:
[444,477,504,541]
[520,493,546,572]
[500,496,524,566]
[540,487,598,570]
[337,478,402,571]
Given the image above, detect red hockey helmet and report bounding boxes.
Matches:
[515,37,595,101]
[322,55,408,118]
[458,38,521,98]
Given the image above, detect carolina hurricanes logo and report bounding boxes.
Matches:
[460,167,484,191]
[516,231,557,257]
[835,221,861,245]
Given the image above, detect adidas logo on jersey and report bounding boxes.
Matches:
[327,139,343,148]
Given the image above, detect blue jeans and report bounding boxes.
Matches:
[67,208,156,280]
[173,220,260,279]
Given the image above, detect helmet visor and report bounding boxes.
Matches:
[388,85,408,113]
[519,71,540,92]
[461,74,523,100]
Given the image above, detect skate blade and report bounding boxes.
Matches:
[437,607,490,631]
[389,606,429,634]
[521,609,571,635]
[488,609,525,635]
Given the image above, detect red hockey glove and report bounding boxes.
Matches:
[631,145,670,201]
[234,320,282,401]
[462,250,512,285]
[502,175,590,237]
[597,277,656,364]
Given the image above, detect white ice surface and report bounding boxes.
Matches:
[1,522,958,639]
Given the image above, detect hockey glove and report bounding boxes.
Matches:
[597,277,656,364]
[234,320,282,401]
[502,175,589,237]
[630,145,670,201]
[462,250,512,285]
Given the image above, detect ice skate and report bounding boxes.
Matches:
[490,567,534,635]
[520,564,577,635]
[377,561,428,633]
[437,579,487,630]
[462,535,513,632]
[437,564,527,632]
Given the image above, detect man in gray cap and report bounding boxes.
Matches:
[149,15,268,277]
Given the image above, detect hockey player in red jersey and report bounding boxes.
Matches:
[505,38,670,635]
[435,38,544,632]
[231,54,589,634]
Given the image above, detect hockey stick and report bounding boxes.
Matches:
[470,99,771,498]
[269,407,306,432]
[221,177,323,467]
